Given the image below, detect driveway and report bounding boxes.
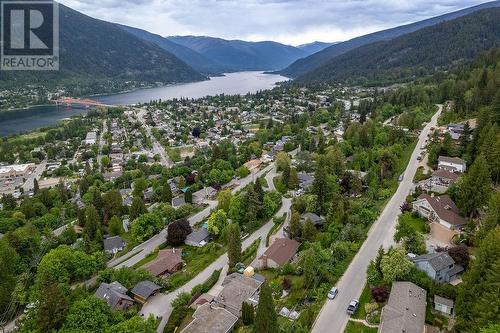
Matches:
[311,105,442,333]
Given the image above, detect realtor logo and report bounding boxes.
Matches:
[1,0,59,70]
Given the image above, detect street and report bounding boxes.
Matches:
[136,108,173,168]
[311,105,442,333]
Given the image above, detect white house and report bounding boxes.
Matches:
[85,131,97,145]
[437,156,466,173]
[412,194,467,231]
[434,295,454,316]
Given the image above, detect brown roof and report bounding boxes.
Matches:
[143,248,183,276]
[431,169,459,181]
[416,194,467,226]
[259,238,300,266]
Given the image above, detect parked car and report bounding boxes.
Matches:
[398,174,404,182]
[327,287,338,299]
[347,299,359,315]
[417,155,422,161]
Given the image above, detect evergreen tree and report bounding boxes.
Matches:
[184,188,192,204]
[456,154,491,218]
[456,227,500,332]
[253,178,264,202]
[84,205,100,242]
[242,301,254,325]
[282,163,290,187]
[288,167,299,190]
[33,178,39,195]
[129,196,147,220]
[108,215,124,236]
[226,223,241,268]
[37,281,69,332]
[289,210,302,239]
[253,282,277,333]
[302,219,317,241]
[161,184,172,204]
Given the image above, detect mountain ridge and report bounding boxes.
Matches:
[280,0,500,78]
[167,35,309,71]
[295,8,500,85]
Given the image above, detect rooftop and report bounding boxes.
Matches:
[379,282,426,333]
[260,238,300,266]
[181,303,238,333]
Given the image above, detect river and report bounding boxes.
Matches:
[0,71,288,136]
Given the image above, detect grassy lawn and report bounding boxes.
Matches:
[266,214,286,246]
[241,239,260,266]
[132,247,159,268]
[399,212,428,234]
[166,244,226,291]
[345,321,378,333]
[353,284,372,320]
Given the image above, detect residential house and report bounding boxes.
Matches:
[244,159,262,173]
[297,172,314,190]
[85,131,97,145]
[434,295,454,316]
[214,273,264,316]
[412,194,467,231]
[171,195,186,209]
[143,248,184,277]
[103,235,126,255]
[130,281,161,304]
[180,303,238,333]
[378,282,426,333]
[192,187,217,204]
[437,156,466,173]
[447,123,465,140]
[300,212,324,227]
[185,228,211,247]
[411,252,463,283]
[258,238,299,269]
[94,282,134,310]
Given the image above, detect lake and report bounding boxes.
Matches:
[0,71,288,136]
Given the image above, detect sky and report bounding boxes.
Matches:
[58,0,491,45]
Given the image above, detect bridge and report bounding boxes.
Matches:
[53,97,112,107]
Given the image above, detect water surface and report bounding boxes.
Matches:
[0,71,288,136]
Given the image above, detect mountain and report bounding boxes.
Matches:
[167,36,309,71]
[118,25,228,75]
[0,5,205,89]
[297,41,337,54]
[281,0,500,78]
[295,8,500,85]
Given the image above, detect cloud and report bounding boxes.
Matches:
[57,0,489,45]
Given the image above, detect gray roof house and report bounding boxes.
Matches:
[131,281,161,304]
[300,212,324,227]
[378,282,426,333]
[172,195,186,209]
[185,228,211,247]
[180,303,238,333]
[434,295,454,316]
[297,172,314,189]
[94,282,134,310]
[411,252,463,283]
[214,273,264,316]
[192,186,217,204]
[103,235,126,254]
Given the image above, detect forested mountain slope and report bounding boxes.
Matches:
[295,8,500,85]
[281,0,500,78]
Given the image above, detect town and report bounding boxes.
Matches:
[1,44,499,333]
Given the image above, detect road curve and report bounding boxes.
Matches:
[311,106,442,333]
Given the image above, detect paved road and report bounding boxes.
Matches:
[136,108,173,168]
[21,159,47,193]
[311,105,442,333]
[143,198,292,333]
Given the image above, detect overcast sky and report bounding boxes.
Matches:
[58,0,490,45]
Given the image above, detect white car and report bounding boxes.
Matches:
[347,299,359,315]
[327,287,338,299]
